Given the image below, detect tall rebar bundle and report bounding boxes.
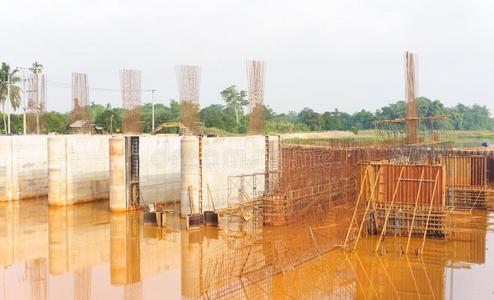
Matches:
[24,71,47,134]
[120,69,142,134]
[71,72,90,123]
[405,51,418,144]
[247,60,265,135]
[176,65,201,134]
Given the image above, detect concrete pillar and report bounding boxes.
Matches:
[110,136,127,211]
[180,137,200,216]
[48,136,68,206]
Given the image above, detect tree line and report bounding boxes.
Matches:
[2,83,494,135]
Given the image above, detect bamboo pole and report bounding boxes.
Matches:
[420,170,440,254]
[405,167,426,253]
[343,165,370,247]
[354,168,382,250]
[375,166,406,252]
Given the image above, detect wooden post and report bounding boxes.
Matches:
[375,166,406,252]
[405,167,426,253]
[354,167,382,250]
[420,169,440,254]
[343,165,370,247]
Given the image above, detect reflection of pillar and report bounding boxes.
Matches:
[181,231,202,297]
[48,203,110,276]
[0,202,14,266]
[124,282,143,300]
[27,258,48,300]
[110,212,141,285]
[74,268,91,300]
[48,206,69,275]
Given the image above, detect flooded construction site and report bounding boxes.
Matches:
[2,54,494,299]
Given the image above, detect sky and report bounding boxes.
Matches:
[1,0,494,114]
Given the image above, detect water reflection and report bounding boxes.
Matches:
[110,212,141,286]
[48,202,109,275]
[182,210,494,299]
[0,199,181,299]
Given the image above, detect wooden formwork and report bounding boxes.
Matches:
[441,155,492,210]
[441,155,487,186]
[370,163,445,207]
[346,162,447,254]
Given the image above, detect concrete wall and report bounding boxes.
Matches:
[140,135,181,205]
[181,136,266,215]
[110,135,181,211]
[0,135,48,201]
[0,133,182,207]
[48,135,110,206]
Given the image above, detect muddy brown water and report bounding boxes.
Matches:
[0,199,181,299]
[2,199,494,299]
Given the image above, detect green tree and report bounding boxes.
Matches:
[89,102,106,121]
[322,110,342,130]
[200,104,227,129]
[297,108,323,131]
[170,99,181,120]
[141,102,179,133]
[0,63,23,133]
[95,106,122,134]
[30,61,43,74]
[44,111,69,133]
[220,85,248,132]
[352,109,376,129]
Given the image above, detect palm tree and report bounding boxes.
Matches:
[30,61,43,74]
[0,63,22,134]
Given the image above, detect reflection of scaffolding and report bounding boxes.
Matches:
[71,72,90,123]
[120,69,142,134]
[23,71,47,134]
[176,65,201,134]
[246,60,265,135]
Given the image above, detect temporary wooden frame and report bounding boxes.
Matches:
[345,162,447,254]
